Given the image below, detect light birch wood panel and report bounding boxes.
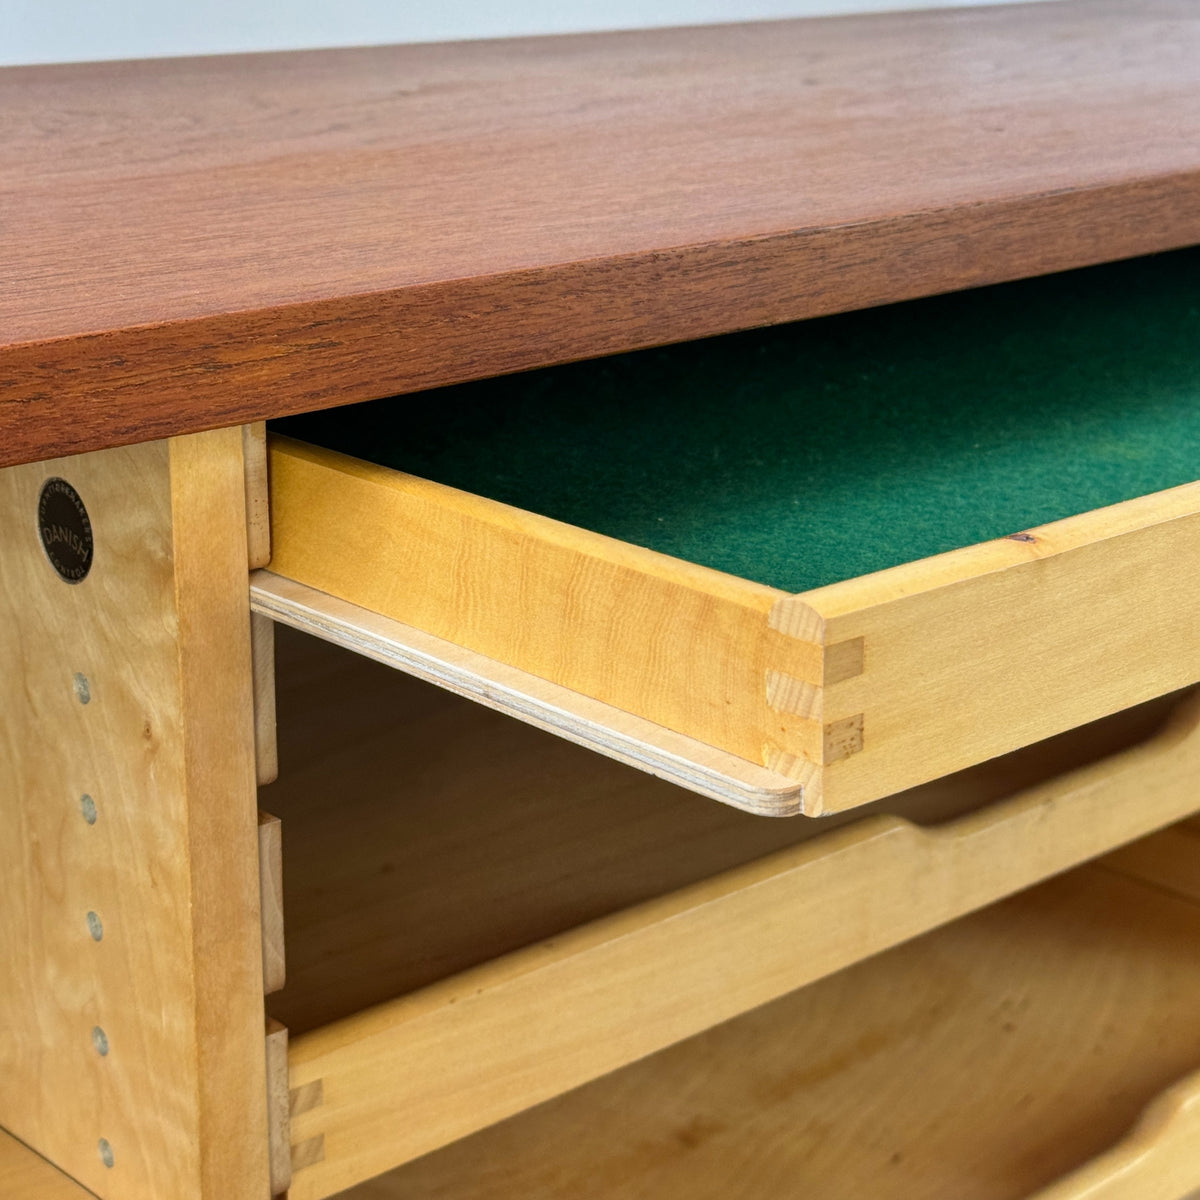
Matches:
[0,434,270,1200]
[276,648,1200,1196]
[264,627,1182,1034]
[266,1019,292,1198]
[258,812,286,996]
[0,1129,97,1200]
[270,438,1200,813]
[329,856,1200,1200]
[243,422,271,570]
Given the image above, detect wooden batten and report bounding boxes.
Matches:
[285,688,1200,1198]
[243,423,272,570]
[252,614,279,787]
[258,813,286,996]
[265,1020,292,1198]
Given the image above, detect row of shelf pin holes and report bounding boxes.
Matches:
[76,671,116,1173]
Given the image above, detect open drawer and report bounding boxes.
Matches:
[259,627,1200,1198]
[332,826,1200,1200]
[268,249,1200,815]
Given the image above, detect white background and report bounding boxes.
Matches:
[4,0,1057,67]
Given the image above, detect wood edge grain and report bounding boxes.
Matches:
[243,423,271,569]
[265,1019,292,1198]
[168,428,272,1200]
[258,812,286,995]
[252,612,279,787]
[5,169,1200,467]
[785,479,1200,623]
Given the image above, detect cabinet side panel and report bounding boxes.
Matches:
[0,434,268,1199]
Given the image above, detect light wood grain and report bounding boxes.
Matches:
[1035,1067,1200,1200]
[264,440,808,797]
[771,482,1200,809]
[5,2,1200,465]
[253,612,279,787]
[263,627,1179,1034]
[265,1020,292,1198]
[243,423,271,570]
[250,572,804,815]
[0,1130,97,1200]
[331,858,1200,1200]
[167,428,273,1200]
[270,438,1200,813]
[0,435,269,1199]
[283,679,1200,1197]
[258,813,286,996]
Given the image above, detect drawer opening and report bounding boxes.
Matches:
[263,626,1200,1197]
[267,247,1200,814]
[275,249,1200,598]
[330,833,1200,1200]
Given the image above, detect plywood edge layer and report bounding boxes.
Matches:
[283,689,1200,1198]
[249,570,807,816]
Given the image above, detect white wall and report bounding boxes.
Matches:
[3,0,1056,67]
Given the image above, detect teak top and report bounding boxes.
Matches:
[4,0,1200,465]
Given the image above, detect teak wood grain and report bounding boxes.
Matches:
[4,0,1200,465]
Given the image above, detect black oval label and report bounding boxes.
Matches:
[38,478,94,583]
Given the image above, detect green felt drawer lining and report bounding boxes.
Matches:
[274,246,1200,594]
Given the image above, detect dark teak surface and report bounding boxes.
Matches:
[4,0,1200,465]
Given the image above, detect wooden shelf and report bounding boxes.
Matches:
[262,629,1200,1197]
[329,843,1200,1200]
[5,1,1200,465]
